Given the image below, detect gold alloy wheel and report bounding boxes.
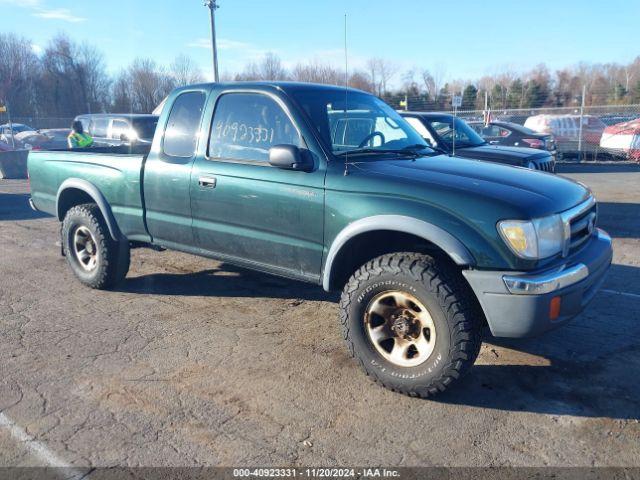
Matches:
[73,225,99,272]
[364,290,437,367]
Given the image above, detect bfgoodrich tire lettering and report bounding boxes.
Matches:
[340,252,482,398]
[62,203,130,289]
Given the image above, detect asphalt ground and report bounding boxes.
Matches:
[0,163,639,469]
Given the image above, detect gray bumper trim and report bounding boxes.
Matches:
[503,263,588,295]
[463,228,612,338]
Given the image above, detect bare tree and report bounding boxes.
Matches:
[292,61,342,85]
[348,70,374,92]
[236,52,288,81]
[421,64,446,105]
[170,55,204,87]
[0,33,39,117]
[260,53,288,80]
[113,58,174,113]
[367,57,397,96]
[111,73,132,113]
[39,34,111,116]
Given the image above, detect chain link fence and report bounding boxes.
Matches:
[3,102,640,162]
[385,95,640,162]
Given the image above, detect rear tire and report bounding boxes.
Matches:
[61,204,130,289]
[340,252,482,398]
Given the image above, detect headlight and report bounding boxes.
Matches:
[498,214,564,259]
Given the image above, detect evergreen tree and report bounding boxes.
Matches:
[507,79,524,108]
[462,85,478,110]
[523,80,550,108]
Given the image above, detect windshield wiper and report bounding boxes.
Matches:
[336,147,425,158]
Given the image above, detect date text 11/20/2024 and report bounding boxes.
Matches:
[232,468,401,477]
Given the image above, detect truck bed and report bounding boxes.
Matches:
[28,145,152,242]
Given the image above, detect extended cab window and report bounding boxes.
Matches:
[208,93,301,163]
[163,91,206,158]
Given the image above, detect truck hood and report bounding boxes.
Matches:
[351,154,589,218]
[454,144,550,165]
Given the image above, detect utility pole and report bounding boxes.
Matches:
[204,0,220,82]
[3,101,15,149]
[578,84,586,162]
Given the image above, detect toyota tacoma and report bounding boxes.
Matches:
[28,82,612,397]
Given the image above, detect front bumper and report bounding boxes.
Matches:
[462,229,612,338]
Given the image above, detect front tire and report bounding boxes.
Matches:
[61,204,130,289]
[340,252,482,398]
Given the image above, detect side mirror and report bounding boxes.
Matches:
[268,145,314,172]
[423,137,433,147]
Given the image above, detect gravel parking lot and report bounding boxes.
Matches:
[1,164,639,469]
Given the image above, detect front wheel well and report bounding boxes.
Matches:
[325,230,465,292]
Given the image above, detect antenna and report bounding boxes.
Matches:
[343,13,350,176]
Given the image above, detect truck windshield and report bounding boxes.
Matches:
[291,90,431,155]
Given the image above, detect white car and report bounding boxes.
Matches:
[0,123,37,143]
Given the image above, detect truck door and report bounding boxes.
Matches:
[190,91,326,283]
[144,90,207,248]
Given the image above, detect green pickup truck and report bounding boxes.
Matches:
[28,82,612,397]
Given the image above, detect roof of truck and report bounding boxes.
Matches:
[180,81,370,95]
[75,113,158,119]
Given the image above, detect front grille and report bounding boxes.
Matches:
[535,160,555,172]
[569,205,597,251]
[562,198,597,256]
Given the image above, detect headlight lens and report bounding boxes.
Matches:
[498,214,564,259]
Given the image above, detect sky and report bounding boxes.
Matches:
[2,0,640,85]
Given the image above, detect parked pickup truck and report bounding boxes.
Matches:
[28,82,612,397]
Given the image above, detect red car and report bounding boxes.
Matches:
[599,118,640,161]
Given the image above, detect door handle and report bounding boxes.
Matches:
[198,176,217,188]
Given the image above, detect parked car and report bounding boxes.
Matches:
[401,112,555,172]
[0,139,13,152]
[524,114,606,157]
[74,114,159,147]
[468,120,557,159]
[28,82,611,398]
[17,129,70,151]
[599,114,639,126]
[0,123,37,143]
[599,118,640,161]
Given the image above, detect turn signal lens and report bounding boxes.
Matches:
[549,296,562,320]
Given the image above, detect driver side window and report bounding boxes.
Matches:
[208,93,301,163]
